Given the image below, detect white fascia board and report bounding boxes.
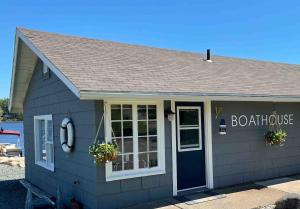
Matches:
[80,91,300,102]
[9,34,19,112]
[15,29,80,99]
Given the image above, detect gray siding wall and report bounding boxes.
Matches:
[212,101,300,188]
[24,60,99,209]
[25,64,300,207]
[24,60,173,209]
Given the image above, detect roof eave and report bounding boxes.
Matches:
[9,28,81,113]
[80,90,300,102]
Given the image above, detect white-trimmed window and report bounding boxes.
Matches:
[177,106,202,152]
[105,101,165,181]
[34,115,54,171]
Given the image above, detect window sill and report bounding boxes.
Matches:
[106,168,166,181]
[35,161,54,172]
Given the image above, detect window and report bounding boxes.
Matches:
[43,63,49,74]
[34,115,54,171]
[105,101,165,181]
[177,107,202,151]
[42,63,50,80]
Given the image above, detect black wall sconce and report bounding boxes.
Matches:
[165,109,176,122]
[219,118,227,135]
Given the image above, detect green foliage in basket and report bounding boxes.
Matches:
[89,141,119,165]
[265,129,287,146]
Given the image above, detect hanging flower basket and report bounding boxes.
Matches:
[265,130,287,146]
[89,141,119,165]
[264,111,288,146]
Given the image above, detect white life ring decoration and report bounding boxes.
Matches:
[60,118,74,153]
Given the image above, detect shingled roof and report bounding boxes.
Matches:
[9,28,300,111]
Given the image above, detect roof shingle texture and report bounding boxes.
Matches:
[19,28,300,97]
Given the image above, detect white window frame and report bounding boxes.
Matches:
[177,106,202,152]
[105,100,165,181]
[34,114,54,171]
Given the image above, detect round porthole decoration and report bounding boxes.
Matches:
[60,118,74,152]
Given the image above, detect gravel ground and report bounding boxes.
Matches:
[0,164,26,209]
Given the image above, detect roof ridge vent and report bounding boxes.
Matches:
[206,49,212,62]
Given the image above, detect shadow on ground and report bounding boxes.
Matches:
[0,164,26,209]
[0,179,26,209]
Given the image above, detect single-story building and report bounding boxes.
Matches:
[9,27,300,209]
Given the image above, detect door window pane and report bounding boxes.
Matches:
[180,129,199,147]
[179,109,199,126]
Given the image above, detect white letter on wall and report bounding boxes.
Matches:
[232,115,238,127]
[289,114,294,125]
[284,114,289,125]
[239,115,248,127]
[248,115,256,126]
[261,115,268,126]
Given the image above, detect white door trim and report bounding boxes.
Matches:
[171,99,214,196]
[171,101,177,196]
[204,99,214,189]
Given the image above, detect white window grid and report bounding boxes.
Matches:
[34,115,54,171]
[105,101,166,181]
[137,105,158,169]
[111,104,134,171]
[177,106,202,152]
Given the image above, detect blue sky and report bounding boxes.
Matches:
[1,0,300,99]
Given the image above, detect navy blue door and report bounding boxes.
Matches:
[176,102,206,191]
